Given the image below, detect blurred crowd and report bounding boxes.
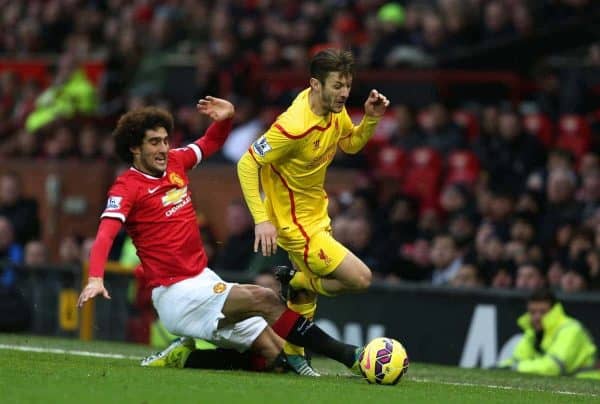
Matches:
[0,0,599,295]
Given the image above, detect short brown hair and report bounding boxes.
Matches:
[310,48,355,84]
[113,107,174,163]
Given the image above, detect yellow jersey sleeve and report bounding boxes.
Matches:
[237,151,270,224]
[249,123,298,165]
[337,107,381,154]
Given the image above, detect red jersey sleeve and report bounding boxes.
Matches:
[88,218,122,278]
[100,178,136,223]
[170,144,202,171]
[171,118,233,171]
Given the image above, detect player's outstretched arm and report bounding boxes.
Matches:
[363,89,390,118]
[190,96,235,161]
[77,277,110,307]
[196,96,235,121]
[77,219,122,307]
[338,89,390,154]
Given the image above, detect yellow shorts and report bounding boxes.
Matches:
[279,226,349,278]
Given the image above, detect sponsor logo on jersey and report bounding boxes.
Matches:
[148,186,160,194]
[213,282,227,294]
[313,139,320,150]
[105,196,122,210]
[306,144,336,169]
[162,186,188,206]
[252,136,272,157]
[165,195,191,217]
[169,172,185,188]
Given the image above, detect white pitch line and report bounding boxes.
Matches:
[411,377,599,398]
[0,344,141,360]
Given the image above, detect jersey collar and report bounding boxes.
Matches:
[130,166,166,180]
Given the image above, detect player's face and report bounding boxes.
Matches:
[132,127,170,177]
[527,301,552,332]
[319,72,352,114]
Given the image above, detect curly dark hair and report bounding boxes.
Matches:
[310,48,355,85]
[112,107,174,163]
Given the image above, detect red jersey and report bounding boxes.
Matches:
[100,143,206,288]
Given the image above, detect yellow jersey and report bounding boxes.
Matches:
[239,88,380,244]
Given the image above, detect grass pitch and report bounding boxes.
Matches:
[0,334,598,404]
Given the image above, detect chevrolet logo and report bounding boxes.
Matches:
[162,186,188,206]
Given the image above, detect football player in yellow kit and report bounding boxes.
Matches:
[237,48,389,374]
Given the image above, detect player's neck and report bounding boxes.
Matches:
[308,88,329,117]
[132,162,163,178]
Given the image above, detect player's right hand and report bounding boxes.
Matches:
[254,221,278,256]
[77,277,111,307]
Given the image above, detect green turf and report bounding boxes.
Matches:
[0,334,598,404]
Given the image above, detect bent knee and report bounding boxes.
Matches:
[251,286,281,311]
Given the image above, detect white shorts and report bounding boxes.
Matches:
[151,268,268,352]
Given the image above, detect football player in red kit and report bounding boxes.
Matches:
[77,97,362,376]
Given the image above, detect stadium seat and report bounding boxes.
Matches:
[403,147,442,209]
[444,149,481,187]
[373,145,407,179]
[417,109,433,132]
[523,113,554,148]
[364,136,390,168]
[453,110,480,142]
[556,114,591,160]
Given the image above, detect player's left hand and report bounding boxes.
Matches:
[197,96,235,121]
[364,89,390,118]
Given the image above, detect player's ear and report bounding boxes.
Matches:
[130,145,141,156]
[310,77,320,92]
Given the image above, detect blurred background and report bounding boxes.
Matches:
[0,0,599,367]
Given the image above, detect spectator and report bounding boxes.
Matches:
[58,234,82,266]
[447,210,478,251]
[0,172,40,245]
[78,124,102,160]
[346,216,382,272]
[539,168,581,248]
[420,101,465,155]
[482,106,546,192]
[498,288,599,379]
[577,167,600,222]
[515,262,546,291]
[486,185,516,241]
[509,212,537,247]
[430,233,463,286]
[388,104,423,150]
[386,235,434,283]
[489,262,514,289]
[547,259,566,290]
[221,103,273,163]
[25,50,98,133]
[450,262,484,288]
[482,1,515,44]
[419,11,450,56]
[561,255,591,293]
[0,216,24,289]
[369,3,409,68]
[23,240,48,267]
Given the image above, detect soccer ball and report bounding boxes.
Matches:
[359,337,409,385]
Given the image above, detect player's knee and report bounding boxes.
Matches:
[252,286,281,314]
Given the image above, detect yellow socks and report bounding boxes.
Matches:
[289,272,335,297]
